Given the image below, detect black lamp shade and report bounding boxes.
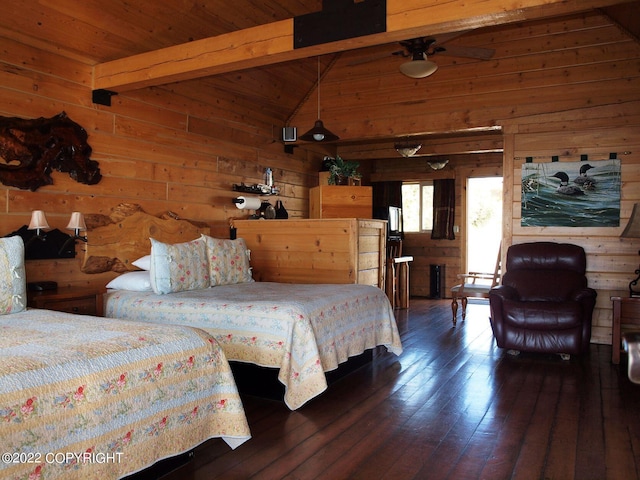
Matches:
[299,119,339,142]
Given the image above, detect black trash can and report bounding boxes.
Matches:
[430,264,445,299]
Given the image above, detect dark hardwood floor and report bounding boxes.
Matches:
[161,298,640,480]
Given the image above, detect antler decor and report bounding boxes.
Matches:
[0,112,101,191]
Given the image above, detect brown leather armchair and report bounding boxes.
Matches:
[489,242,597,357]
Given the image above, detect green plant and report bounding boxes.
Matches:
[327,155,360,185]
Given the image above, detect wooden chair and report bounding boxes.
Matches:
[450,245,501,326]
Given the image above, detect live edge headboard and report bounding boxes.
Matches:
[82,203,211,274]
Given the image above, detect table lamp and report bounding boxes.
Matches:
[621,203,640,297]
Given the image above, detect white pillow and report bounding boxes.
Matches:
[0,236,26,314]
[150,237,210,294]
[132,255,151,271]
[106,271,153,291]
[202,235,253,286]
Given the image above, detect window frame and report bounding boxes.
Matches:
[402,181,434,233]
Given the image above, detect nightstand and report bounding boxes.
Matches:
[27,286,104,317]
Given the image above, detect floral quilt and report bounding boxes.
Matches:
[0,310,250,480]
[104,282,403,410]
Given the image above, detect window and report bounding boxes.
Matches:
[402,182,434,232]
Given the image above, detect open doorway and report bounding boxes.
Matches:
[466,177,503,273]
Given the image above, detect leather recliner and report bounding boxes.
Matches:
[489,242,597,356]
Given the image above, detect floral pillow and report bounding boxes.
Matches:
[149,237,210,294]
[202,235,254,286]
[0,236,26,314]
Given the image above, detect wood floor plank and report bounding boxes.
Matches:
[158,299,640,480]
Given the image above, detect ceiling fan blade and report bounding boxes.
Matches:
[431,31,472,46]
[439,44,495,60]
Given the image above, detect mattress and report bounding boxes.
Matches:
[104,282,403,409]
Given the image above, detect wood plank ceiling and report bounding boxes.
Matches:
[1,0,638,160]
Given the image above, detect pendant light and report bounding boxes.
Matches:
[299,57,339,142]
[394,142,422,157]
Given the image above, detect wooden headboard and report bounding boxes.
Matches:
[82,204,211,274]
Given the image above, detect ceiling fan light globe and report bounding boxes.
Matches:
[399,59,438,79]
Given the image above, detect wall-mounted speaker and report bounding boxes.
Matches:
[282,127,297,142]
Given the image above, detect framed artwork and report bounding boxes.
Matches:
[521,158,621,227]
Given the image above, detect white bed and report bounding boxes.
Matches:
[83,204,403,410]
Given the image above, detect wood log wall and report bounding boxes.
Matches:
[0,34,322,290]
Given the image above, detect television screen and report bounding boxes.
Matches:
[388,206,403,240]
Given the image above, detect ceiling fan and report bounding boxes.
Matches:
[395,36,495,78]
[350,33,495,78]
[396,38,444,78]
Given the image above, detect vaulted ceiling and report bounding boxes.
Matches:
[2,0,639,160]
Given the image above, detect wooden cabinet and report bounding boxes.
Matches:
[234,218,386,289]
[309,185,372,219]
[28,287,103,316]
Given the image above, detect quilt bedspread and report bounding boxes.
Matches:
[0,309,250,480]
[104,283,403,410]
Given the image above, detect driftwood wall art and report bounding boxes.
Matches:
[0,112,101,191]
[82,203,210,274]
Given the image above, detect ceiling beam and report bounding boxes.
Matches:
[93,0,635,92]
[339,132,504,160]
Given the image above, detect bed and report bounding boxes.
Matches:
[1,311,251,480]
[86,205,403,410]
[0,236,250,480]
[104,282,402,410]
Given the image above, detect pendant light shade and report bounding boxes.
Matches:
[428,159,449,170]
[395,142,422,157]
[300,57,339,142]
[400,52,438,79]
[299,120,339,142]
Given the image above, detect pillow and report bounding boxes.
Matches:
[132,255,151,271]
[202,235,253,286]
[106,271,153,291]
[149,237,210,294]
[0,236,26,314]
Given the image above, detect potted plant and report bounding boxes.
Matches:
[326,155,361,185]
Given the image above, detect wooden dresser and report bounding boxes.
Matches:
[309,186,373,219]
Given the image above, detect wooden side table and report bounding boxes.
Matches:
[611,296,640,364]
[28,286,104,317]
